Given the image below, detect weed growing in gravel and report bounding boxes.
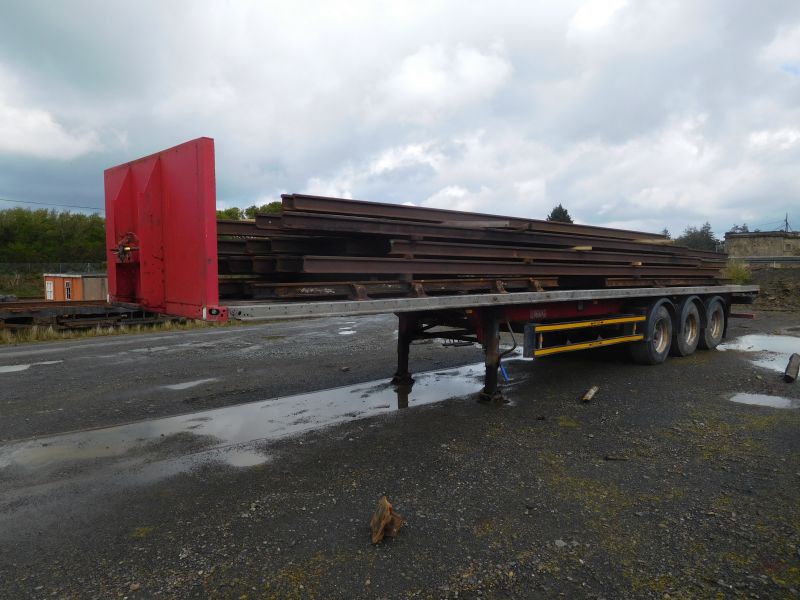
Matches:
[723,259,751,284]
[0,319,229,345]
[130,526,154,539]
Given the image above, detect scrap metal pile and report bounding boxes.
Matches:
[216,194,727,302]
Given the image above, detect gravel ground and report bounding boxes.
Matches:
[751,268,800,312]
[0,314,482,441]
[0,310,799,599]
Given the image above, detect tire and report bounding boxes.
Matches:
[670,300,701,357]
[698,298,725,350]
[630,305,673,365]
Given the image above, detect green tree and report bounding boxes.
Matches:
[0,208,106,262]
[216,202,282,220]
[661,228,671,239]
[675,222,720,252]
[546,204,573,223]
[244,201,282,218]
[216,207,244,220]
[728,223,749,233]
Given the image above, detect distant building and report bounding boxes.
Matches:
[724,231,800,258]
[43,273,108,301]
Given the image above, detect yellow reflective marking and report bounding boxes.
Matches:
[533,334,644,357]
[535,316,645,333]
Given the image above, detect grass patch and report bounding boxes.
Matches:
[0,272,43,298]
[557,415,580,428]
[130,526,154,539]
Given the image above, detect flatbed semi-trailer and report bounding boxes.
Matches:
[104,138,758,402]
[226,284,757,401]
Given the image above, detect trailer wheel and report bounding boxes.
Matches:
[698,298,725,350]
[670,300,701,357]
[630,305,673,365]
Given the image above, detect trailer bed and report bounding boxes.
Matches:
[226,284,759,320]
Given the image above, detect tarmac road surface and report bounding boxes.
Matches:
[0,314,482,441]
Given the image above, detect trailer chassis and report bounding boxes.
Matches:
[227,285,758,403]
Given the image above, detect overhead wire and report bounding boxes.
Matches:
[0,196,104,212]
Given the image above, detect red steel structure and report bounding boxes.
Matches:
[104,137,226,321]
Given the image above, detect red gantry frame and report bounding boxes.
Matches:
[104,138,227,321]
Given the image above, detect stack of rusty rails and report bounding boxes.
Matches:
[216,194,727,302]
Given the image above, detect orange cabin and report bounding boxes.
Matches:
[43,273,108,302]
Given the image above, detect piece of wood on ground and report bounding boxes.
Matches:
[582,385,599,402]
[370,496,404,544]
[785,353,800,383]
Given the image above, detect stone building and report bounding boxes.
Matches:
[724,231,800,258]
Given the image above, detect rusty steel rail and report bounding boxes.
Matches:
[269,255,723,278]
[213,194,728,305]
[603,277,728,287]
[219,277,559,300]
[386,239,714,266]
[281,193,668,241]
[217,215,284,236]
[269,212,720,258]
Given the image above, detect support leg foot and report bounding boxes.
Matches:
[391,372,414,386]
[478,389,507,405]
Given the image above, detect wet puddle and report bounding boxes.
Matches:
[0,361,487,475]
[163,378,219,391]
[0,360,63,374]
[718,334,800,372]
[730,393,799,409]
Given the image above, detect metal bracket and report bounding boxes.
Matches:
[111,232,139,263]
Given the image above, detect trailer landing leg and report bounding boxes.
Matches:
[392,313,416,385]
[479,309,504,405]
[395,383,412,409]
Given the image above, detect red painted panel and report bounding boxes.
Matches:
[104,138,226,321]
[470,300,627,342]
[500,300,625,323]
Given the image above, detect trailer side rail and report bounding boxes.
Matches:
[226,284,759,321]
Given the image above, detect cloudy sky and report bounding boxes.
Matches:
[1,0,799,235]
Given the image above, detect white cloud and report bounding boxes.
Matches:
[567,0,628,37]
[305,169,356,199]
[760,23,800,65]
[748,128,800,151]
[289,102,799,235]
[0,1,798,234]
[365,43,512,124]
[155,80,238,119]
[422,185,477,210]
[514,179,547,204]
[368,143,444,175]
[0,72,100,160]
